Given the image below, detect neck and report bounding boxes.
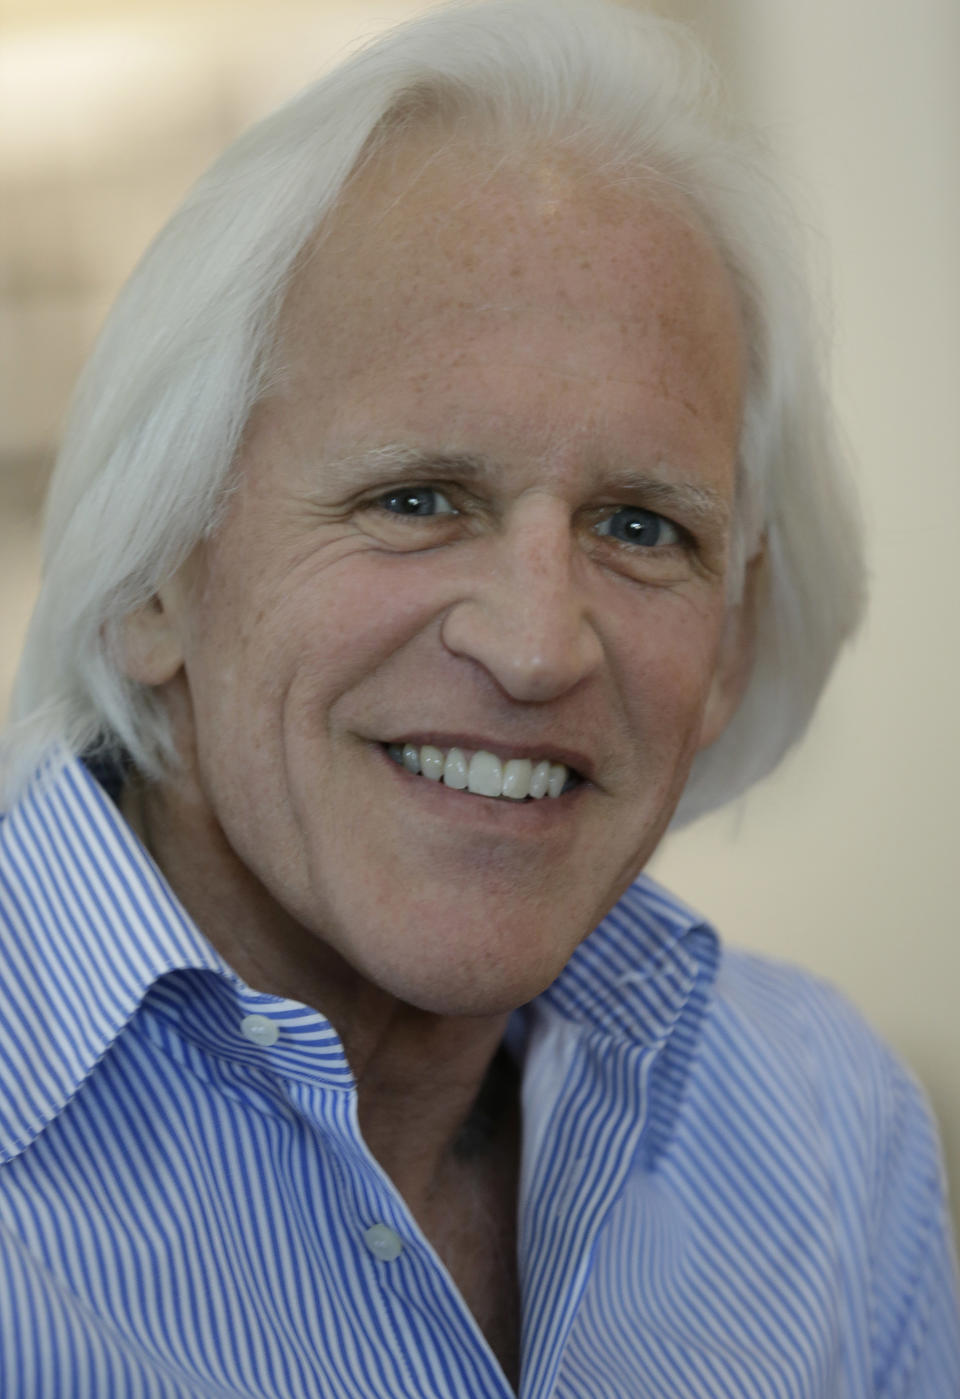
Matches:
[351,1010,516,1206]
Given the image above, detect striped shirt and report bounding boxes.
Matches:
[0,755,957,1398]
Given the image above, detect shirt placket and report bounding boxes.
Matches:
[517,1018,660,1399]
[322,1100,520,1399]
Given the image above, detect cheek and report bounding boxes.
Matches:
[284,557,449,689]
[613,595,727,731]
[195,553,454,734]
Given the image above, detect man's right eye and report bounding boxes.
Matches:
[378,486,457,517]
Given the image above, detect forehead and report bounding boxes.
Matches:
[286,135,739,357]
[259,134,744,492]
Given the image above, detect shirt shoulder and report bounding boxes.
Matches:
[709,949,938,1181]
[701,948,960,1397]
[712,946,904,1083]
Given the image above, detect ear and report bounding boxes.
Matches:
[119,588,187,687]
[697,547,765,752]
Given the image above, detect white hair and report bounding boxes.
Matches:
[2,0,864,822]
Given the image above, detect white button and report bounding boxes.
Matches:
[240,1014,279,1047]
[362,1224,404,1262]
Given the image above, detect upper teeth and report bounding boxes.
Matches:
[387,744,570,800]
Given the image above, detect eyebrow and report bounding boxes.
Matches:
[320,442,489,487]
[319,441,730,530]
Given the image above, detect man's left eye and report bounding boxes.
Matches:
[595,507,680,547]
[378,486,457,517]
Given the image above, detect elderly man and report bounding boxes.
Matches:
[1,1,957,1395]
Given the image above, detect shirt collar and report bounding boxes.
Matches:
[0,752,717,1166]
[539,876,717,1044]
[0,751,230,1161]
[527,875,718,1165]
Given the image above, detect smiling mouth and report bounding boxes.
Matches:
[385,743,582,801]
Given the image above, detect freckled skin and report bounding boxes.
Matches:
[125,138,749,1037]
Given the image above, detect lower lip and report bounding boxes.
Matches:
[374,744,586,823]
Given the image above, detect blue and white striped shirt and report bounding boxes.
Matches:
[1,754,958,1397]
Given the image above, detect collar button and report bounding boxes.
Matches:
[240,1013,279,1047]
[363,1224,404,1262]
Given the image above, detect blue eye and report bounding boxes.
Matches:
[595,507,679,548]
[379,486,456,517]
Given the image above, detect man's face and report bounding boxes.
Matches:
[144,144,747,1016]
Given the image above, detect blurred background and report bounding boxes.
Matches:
[1,0,958,1234]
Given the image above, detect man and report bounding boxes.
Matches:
[0,1,957,1395]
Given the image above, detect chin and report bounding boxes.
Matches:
[362,937,568,1020]
[316,882,594,1019]
[394,978,550,1020]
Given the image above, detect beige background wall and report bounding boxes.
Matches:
[650,0,960,1242]
[2,0,957,1237]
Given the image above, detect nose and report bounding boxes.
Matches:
[439,498,604,703]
